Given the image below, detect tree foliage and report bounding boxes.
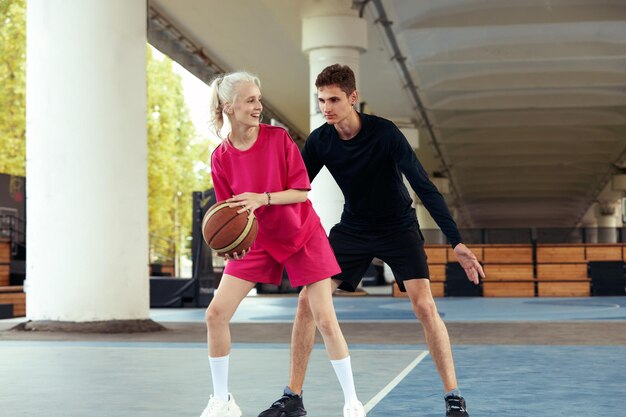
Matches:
[147,47,212,265]
[0,0,26,176]
[0,0,212,267]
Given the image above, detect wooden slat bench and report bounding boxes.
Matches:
[537,281,590,297]
[483,245,533,264]
[585,244,624,262]
[482,264,535,297]
[536,244,586,263]
[478,245,535,297]
[391,243,624,298]
[0,264,9,287]
[0,240,10,287]
[0,286,25,317]
[536,245,590,297]
[0,240,10,263]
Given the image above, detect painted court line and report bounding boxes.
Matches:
[363,350,429,413]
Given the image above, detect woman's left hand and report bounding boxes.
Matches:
[227,193,265,217]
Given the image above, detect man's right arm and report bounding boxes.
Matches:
[301,135,324,182]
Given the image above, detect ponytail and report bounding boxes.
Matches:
[208,77,225,139]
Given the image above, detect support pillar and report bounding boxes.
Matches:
[582,218,598,244]
[596,200,619,243]
[26,0,151,324]
[302,0,367,232]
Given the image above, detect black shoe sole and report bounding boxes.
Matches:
[258,410,306,417]
[285,411,307,417]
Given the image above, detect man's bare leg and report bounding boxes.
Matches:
[404,278,458,391]
[287,279,341,394]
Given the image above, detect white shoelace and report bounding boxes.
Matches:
[204,397,226,415]
[344,403,364,417]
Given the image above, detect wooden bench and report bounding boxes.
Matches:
[483,245,533,264]
[0,240,10,286]
[149,263,175,277]
[480,245,535,297]
[536,244,586,263]
[585,244,624,261]
[426,246,448,297]
[391,243,623,298]
[536,244,590,296]
[482,264,535,297]
[0,286,25,317]
[0,264,9,287]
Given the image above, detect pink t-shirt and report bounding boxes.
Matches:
[211,124,321,263]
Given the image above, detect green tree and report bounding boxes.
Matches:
[0,0,26,176]
[0,3,211,269]
[147,47,212,269]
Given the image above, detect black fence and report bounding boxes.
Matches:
[421,227,626,245]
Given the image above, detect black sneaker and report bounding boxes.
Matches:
[445,395,469,417]
[258,392,307,417]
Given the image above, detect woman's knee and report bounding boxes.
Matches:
[205,304,228,326]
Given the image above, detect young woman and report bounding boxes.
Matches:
[198,71,365,417]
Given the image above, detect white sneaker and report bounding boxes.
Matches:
[343,401,366,417]
[199,393,242,417]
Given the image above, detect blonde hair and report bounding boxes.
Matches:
[208,71,261,139]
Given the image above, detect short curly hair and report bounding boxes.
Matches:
[315,64,356,96]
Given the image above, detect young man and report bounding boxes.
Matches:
[258,64,484,417]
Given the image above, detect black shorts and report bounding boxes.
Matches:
[328,222,429,293]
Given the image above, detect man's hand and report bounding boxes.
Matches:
[453,243,485,285]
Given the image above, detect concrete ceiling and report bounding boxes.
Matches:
[149,0,626,228]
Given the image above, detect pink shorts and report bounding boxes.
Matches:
[224,224,341,287]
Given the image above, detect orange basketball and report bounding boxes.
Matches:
[202,201,258,257]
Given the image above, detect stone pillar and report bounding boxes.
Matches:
[596,200,619,243]
[582,218,598,244]
[302,0,367,232]
[612,174,626,228]
[26,0,151,323]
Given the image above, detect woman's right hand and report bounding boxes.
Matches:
[226,193,266,217]
[223,248,250,261]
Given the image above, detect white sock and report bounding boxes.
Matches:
[209,355,229,401]
[330,356,359,406]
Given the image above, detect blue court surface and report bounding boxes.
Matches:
[1,296,625,417]
[150,295,626,323]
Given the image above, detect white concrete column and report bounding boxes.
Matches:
[26,0,149,321]
[596,200,619,243]
[302,0,367,232]
[582,218,598,244]
[612,174,626,228]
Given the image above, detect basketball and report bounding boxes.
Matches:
[201,201,258,257]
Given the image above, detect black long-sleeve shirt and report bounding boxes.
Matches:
[301,112,462,247]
